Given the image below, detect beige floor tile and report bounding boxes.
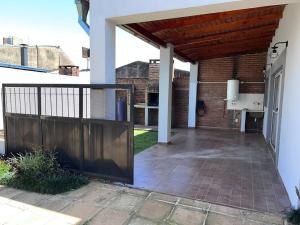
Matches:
[127,217,156,225]
[62,200,101,222]
[170,206,206,225]
[38,196,74,211]
[206,212,243,225]
[89,208,131,225]
[138,199,172,221]
[12,191,50,205]
[0,187,24,199]
[108,194,144,212]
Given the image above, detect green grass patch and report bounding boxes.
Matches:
[0,149,88,194]
[134,129,158,155]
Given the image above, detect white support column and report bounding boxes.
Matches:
[188,62,199,128]
[158,44,174,143]
[90,3,116,119]
[145,107,149,126]
[240,109,247,132]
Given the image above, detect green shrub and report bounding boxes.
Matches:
[286,208,300,225]
[0,148,88,194]
[286,187,300,225]
[0,160,15,184]
[0,160,11,175]
[8,148,57,178]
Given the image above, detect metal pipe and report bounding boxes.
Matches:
[75,0,90,35]
[197,81,264,84]
[78,17,90,35]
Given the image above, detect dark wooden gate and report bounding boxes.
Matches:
[2,84,134,184]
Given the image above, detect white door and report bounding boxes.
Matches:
[270,70,282,151]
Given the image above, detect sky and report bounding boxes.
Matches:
[0,0,189,71]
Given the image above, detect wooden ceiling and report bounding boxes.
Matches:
[123,5,285,63]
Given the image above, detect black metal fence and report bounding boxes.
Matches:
[2,84,134,184]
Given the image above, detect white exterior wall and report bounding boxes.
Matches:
[267,4,300,206]
[90,1,116,120]
[0,68,89,130]
[188,63,199,128]
[92,0,298,24]
[158,44,174,143]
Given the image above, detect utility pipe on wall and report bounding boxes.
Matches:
[75,0,90,35]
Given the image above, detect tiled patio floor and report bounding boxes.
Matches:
[134,128,291,214]
[0,181,286,225]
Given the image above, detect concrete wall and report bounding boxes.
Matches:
[0,67,90,130]
[266,3,300,207]
[0,46,73,70]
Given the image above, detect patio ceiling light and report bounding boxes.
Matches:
[270,41,288,59]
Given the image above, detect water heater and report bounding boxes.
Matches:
[227,80,239,101]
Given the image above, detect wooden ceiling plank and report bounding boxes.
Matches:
[174,24,277,48]
[154,12,283,40]
[179,36,273,54]
[159,16,281,42]
[139,5,285,33]
[195,48,267,61]
[187,42,270,59]
[187,42,270,57]
[124,5,285,62]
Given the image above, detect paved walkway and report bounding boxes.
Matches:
[134,128,290,213]
[0,181,286,225]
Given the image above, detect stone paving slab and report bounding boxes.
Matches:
[0,181,288,225]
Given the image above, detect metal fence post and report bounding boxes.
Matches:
[79,87,84,170]
[37,87,42,146]
[2,85,7,154]
[129,85,134,184]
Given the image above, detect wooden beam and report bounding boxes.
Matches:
[174,24,277,49]
[124,24,194,63]
[125,24,166,47]
[139,5,285,33]
[180,37,272,55]
[174,50,195,63]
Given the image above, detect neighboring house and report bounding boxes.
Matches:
[0,44,74,71]
[116,60,190,127]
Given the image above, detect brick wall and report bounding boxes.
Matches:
[196,52,266,129]
[115,52,265,129]
[173,75,189,127]
[148,61,159,80]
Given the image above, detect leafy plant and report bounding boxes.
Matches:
[0,148,88,194]
[286,187,300,225]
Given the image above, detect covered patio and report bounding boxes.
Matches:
[83,0,300,213]
[134,129,290,213]
[123,5,285,143]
